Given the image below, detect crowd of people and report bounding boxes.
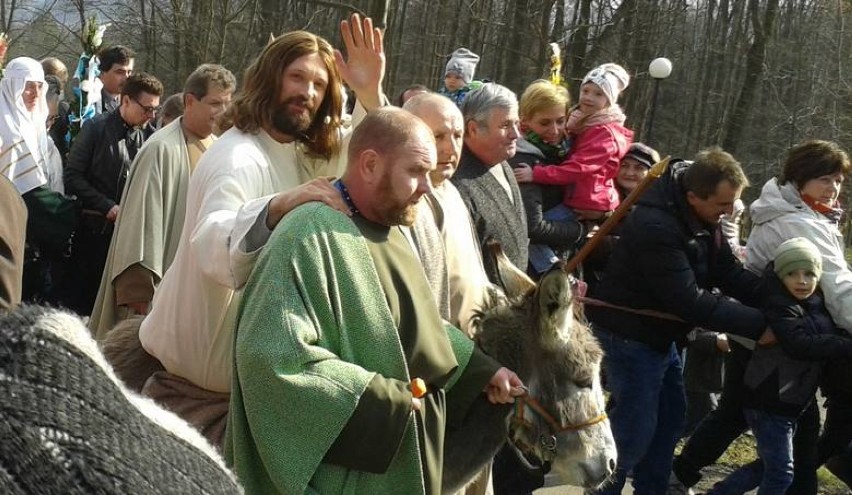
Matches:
[2,11,852,495]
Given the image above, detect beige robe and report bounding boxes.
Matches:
[0,175,26,312]
[430,181,492,336]
[89,118,197,340]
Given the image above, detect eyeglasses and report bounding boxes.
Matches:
[132,98,160,115]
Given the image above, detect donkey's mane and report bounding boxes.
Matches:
[470,282,602,385]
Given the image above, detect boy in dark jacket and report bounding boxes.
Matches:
[708,237,852,494]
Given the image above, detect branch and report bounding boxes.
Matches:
[302,0,366,17]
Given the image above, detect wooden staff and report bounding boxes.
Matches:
[562,156,671,275]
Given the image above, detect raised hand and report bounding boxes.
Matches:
[334,13,385,111]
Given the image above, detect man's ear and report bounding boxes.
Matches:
[465,119,479,139]
[358,149,381,184]
[685,190,699,208]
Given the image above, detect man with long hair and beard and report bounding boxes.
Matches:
[119,14,386,447]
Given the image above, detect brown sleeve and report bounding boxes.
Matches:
[114,263,156,306]
[323,374,413,474]
[444,346,501,428]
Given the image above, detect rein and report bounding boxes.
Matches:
[509,386,607,465]
[513,390,608,433]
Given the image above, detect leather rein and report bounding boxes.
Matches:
[508,386,607,467]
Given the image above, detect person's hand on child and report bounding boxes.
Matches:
[513,164,533,183]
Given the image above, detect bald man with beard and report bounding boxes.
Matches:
[227,107,523,495]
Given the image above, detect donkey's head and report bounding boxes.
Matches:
[475,243,616,489]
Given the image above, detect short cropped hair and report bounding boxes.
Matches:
[780,140,851,188]
[98,45,135,73]
[121,72,164,99]
[183,64,236,100]
[519,80,570,120]
[460,83,517,129]
[159,93,185,124]
[683,146,749,199]
[347,107,433,165]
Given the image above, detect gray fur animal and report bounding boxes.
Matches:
[442,244,616,493]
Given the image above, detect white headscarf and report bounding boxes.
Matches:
[0,57,51,194]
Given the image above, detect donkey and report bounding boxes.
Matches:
[443,243,616,493]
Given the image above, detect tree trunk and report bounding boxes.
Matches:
[722,0,780,152]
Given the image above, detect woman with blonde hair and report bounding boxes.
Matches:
[508,79,583,276]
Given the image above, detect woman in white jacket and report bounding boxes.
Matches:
[748,140,852,326]
[673,140,852,493]
[747,139,852,491]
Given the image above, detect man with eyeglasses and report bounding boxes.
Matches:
[89,64,236,339]
[64,72,163,316]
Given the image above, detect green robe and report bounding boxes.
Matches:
[225,202,498,495]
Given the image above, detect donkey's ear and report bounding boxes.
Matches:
[488,241,536,303]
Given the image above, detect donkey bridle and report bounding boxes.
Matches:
[509,386,608,466]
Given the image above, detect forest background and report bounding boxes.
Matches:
[3,0,851,230]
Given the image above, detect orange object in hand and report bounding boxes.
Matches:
[410,378,427,398]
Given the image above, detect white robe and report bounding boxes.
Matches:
[430,181,491,336]
[139,112,358,393]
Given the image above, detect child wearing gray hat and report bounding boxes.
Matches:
[513,62,634,275]
[707,237,852,494]
[438,48,483,106]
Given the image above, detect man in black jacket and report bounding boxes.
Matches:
[63,72,162,315]
[587,147,768,495]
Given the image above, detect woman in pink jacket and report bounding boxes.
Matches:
[514,63,634,224]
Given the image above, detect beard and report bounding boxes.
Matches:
[272,96,315,136]
[376,173,420,227]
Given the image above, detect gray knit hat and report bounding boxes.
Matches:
[445,48,480,84]
[582,63,630,105]
[773,237,823,280]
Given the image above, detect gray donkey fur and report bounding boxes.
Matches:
[442,244,616,493]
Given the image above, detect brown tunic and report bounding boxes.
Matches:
[0,175,26,312]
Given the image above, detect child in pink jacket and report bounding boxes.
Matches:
[515,63,634,224]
